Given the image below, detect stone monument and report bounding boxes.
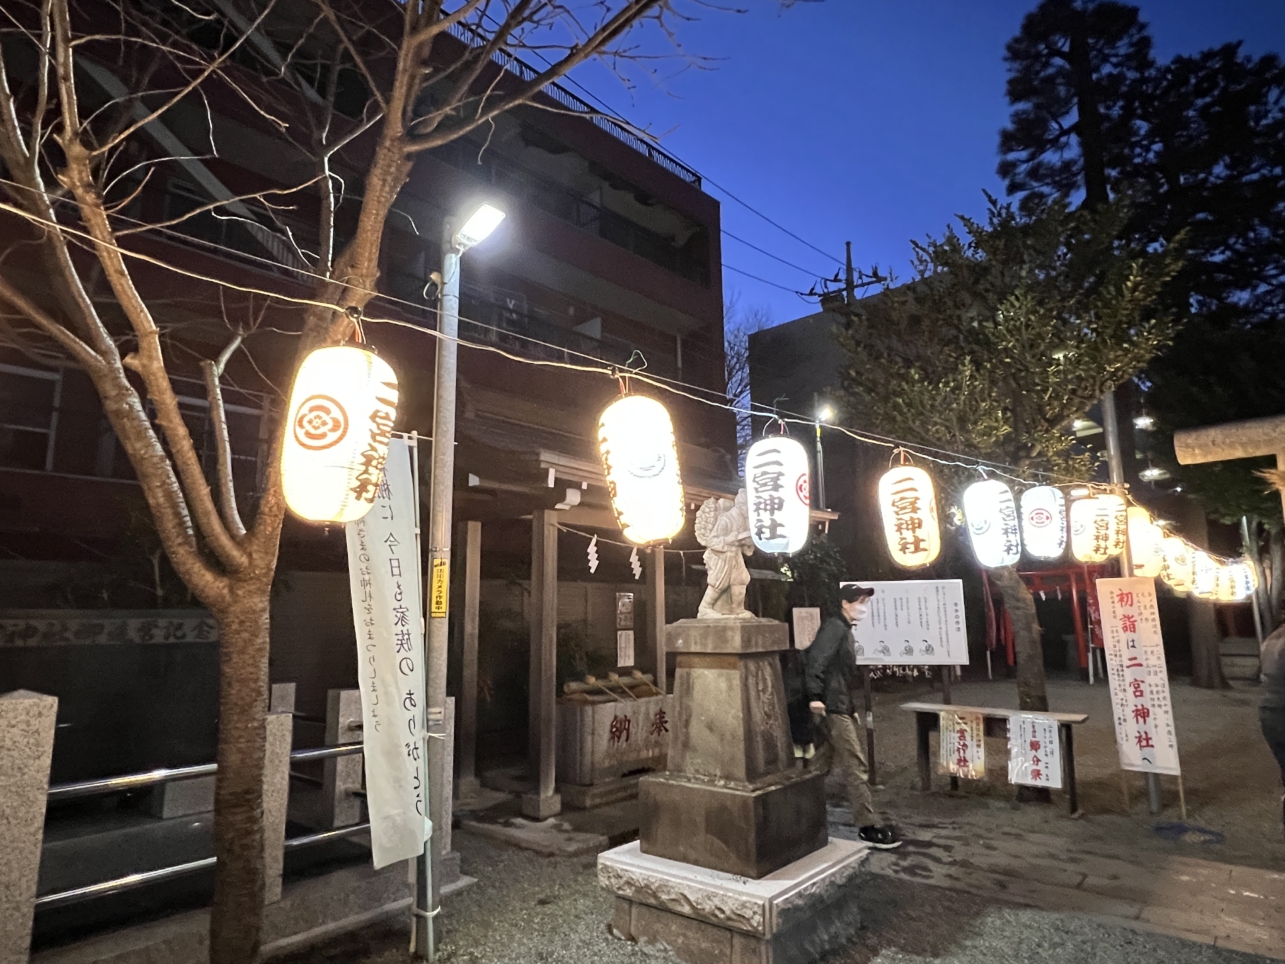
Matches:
[599,493,869,964]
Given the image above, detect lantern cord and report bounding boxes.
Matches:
[556,523,705,556]
[345,305,365,344]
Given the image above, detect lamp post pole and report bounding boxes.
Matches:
[814,419,827,511]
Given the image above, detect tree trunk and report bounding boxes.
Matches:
[1271,526,1284,631]
[1188,594,1225,690]
[989,566,1048,712]
[208,575,274,964]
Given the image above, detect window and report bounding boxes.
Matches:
[0,362,59,471]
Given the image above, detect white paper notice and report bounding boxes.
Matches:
[940,710,986,779]
[1097,577,1181,776]
[346,438,431,868]
[844,580,968,665]
[1008,713,1063,789]
[616,630,635,668]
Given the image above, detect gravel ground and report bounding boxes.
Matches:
[275,831,1272,964]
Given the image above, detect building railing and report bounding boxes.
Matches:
[37,742,368,912]
[445,22,702,188]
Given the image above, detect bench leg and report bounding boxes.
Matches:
[1062,723,1078,814]
[916,712,932,792]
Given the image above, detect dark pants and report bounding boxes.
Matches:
[787,700,814,747]
[1263,706,1285,788]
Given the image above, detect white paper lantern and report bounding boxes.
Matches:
[598,395,685,545]
[1160,537,1195,591]
[877,466,942,568]
[963,479,1021,568]
[745,435,810,554]
[1019,486,1066,561]
[1098,494,1128,557]
[1070,497,1104,563]
[1229,561,1257,601]
[1126,507,1164,578]
[1213,564,1240,602]
[1192,550,1219,599]
[281,346,399,523]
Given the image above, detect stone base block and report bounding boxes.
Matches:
[599,838,868,964]
[520,791,562,819]
[559,773,645,810]
[639,770,826,879]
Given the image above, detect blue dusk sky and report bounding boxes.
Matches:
[568,0,1285,329]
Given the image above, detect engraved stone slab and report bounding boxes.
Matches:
[598,837,869,939]
[665,618,788,655]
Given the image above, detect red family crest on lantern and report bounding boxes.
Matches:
[877,463,941,568]
[282,346,399,523]
[745,434,811,554]
[1019,485,1066,561]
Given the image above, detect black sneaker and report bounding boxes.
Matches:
[857,825,902,850]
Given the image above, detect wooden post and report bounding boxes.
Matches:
[647,546,667,694]
[523,510,561,819]
[457,520,482,796]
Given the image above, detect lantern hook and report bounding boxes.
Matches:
[889,446,912,467]
[344,304,365,344]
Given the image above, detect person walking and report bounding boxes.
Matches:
[805,583,900,848]
[1261,623,1285,838]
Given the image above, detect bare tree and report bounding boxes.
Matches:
[0,2,716,960]
[723,294,775,460]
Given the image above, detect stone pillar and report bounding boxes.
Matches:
[523,510,561,819]
[262,710,293,904]
[289,688,362,829]
[270,682,296,715]
[457,521,482,797]
[0,689,58,964]
[639,619,827,878]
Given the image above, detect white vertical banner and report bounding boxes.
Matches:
[1097,577,1181,776]
[346,437,431,868]
[939,710,986,779]
[1008,713,1063,789]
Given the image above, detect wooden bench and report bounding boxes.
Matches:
[899,701,1090,814]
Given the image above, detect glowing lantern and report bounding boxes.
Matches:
[1213,564,1240,602]
[598,395,684,544]
[1019,486,1066,560]
[745,435,810,554]
[1160,537,1195,591]
[1126,507,1164,578]
[1192,550,1219,599]
[281,346,398,523]
[1229,561,1257,601]
[1098,494,1128,557]
[876,465,941,568]
[963,479,1021,568]
[1070,497,1107,563]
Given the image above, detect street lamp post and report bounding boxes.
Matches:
[416,202,504,961]
[814,403,834,511]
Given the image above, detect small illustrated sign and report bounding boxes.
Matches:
[1008,713,1063,789]
[615,592,635,630]
[940,710,985,780]
[844,580,968,665]
[792,607,822,651]
[1097,577,1180,776]
[430,558,449,618]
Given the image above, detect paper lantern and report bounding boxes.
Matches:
[1192,550,1219,599]
[1070,497,1106,563]
[1126,507,1164,578]
[281,346,399,523]
[1160,537,1195,591]
[1229,561,1257,601]
[745,435,810,554]
[1098,494,1128,557]
[963,480,1021,568]
[598,395,685,545]
[1213,564,1240,602]
[1019,486,1066,561]
[877,465,941,568]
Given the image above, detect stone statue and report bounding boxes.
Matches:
[694,489,754,618]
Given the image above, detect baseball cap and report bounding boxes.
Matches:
[839,584,875,602]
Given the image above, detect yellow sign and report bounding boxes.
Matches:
[430,558,449,618]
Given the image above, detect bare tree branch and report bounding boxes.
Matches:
[202,332,247,539]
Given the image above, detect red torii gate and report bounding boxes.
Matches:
[983,565,1111,680]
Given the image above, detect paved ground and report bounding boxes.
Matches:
[277,828,1274,964]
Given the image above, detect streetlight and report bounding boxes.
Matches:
[814,402,833,511]
[418,201,504,961]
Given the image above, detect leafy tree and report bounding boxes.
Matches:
[998,0,1285,618]
[836,197,1181,711]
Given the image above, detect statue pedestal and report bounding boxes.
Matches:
[638,618,827,879]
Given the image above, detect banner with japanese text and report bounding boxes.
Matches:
[939,710,985,779]
[1008,713,1063,789]
[844,580,968,665]
[1097,577,1181,776]
[346,437,431,868]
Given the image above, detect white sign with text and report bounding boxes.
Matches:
[842,580,968,665]
[1008,713,1063,789]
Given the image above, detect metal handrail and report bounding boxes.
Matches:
[34,823,372,911]
[47,743,364,802]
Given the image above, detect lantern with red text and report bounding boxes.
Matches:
[877,465,941,568]
[746,435,810,554]
[281,346,399,523]
[963,479,1021,568]
[1019,485,1066,561]
[1127,507,1164,578]
[598,395,685,545]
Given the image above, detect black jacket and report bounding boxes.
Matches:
[805,615,859,716]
